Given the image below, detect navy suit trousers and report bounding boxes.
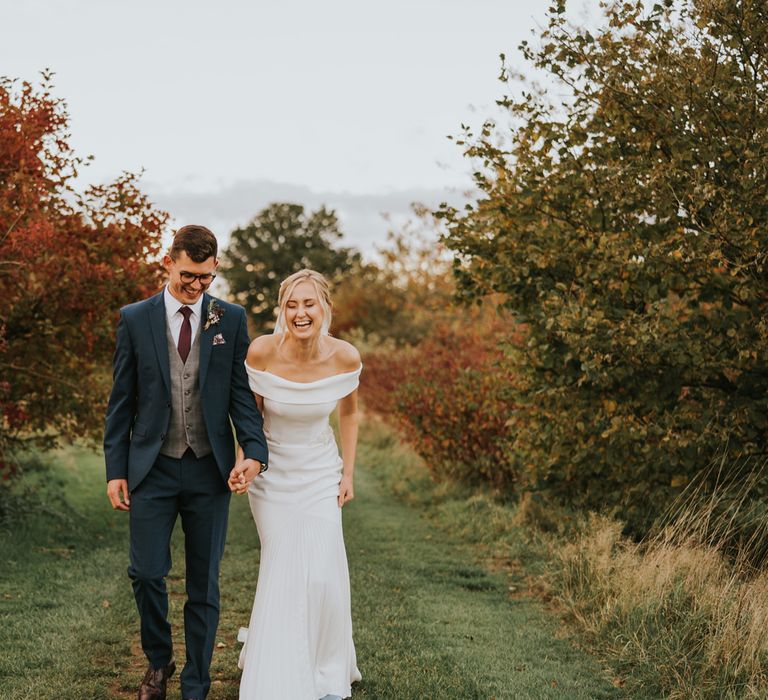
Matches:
[128,450,230,700]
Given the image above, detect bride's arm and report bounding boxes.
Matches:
[230,334,273,495]
[338,388,358,508]
[230,392,265,494]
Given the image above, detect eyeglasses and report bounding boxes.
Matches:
[179,271,216,285]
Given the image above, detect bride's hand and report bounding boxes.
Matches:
[228,461,251,495]
[338,474,354,508]
[228,464,248,494]
[228,459,265,495]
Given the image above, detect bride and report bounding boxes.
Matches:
[229,269,363,700]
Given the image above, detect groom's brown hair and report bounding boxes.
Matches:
[170,225,218,262]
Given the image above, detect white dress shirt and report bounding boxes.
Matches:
[163,285,203,346]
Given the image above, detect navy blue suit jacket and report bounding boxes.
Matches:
[103,290,268,490]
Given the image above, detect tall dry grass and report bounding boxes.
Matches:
[554,455,768,699]
[362,416,768,697]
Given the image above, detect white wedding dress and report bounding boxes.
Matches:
[238,364,363,699]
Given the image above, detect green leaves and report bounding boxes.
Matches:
[439,0,768,533]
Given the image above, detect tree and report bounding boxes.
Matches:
[439,0,768,530]
[332,218,455,347]
[221,203,360,332]
[0,73,167,477]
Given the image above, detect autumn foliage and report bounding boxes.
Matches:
[0,73,167,476]
[335,228,522,491]
[332,226,456,347]
[362,315,521,490]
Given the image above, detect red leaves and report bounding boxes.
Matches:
[3,401,28,430]
[0,75,168,455]
[362,313,521,490]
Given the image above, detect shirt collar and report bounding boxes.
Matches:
[163,285,204,318]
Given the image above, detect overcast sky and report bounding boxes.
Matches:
[4,0,599,255]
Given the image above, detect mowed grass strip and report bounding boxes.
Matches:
[2,426,628,700]
[340,468,623,699]
[214,434,626,699]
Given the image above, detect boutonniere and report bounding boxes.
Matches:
[204,299,225,331]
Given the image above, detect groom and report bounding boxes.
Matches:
[104,225,268,700]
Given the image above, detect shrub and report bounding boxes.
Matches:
[362,313,523,491]
[439,0,768,532]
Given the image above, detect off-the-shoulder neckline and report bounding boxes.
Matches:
[245,363,362,385]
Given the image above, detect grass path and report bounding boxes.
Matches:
[336,466,623,699]
[1,435,628,699]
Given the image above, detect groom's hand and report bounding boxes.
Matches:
[227,466,248,495]
[228,459,264,495]
[107,479,130,511]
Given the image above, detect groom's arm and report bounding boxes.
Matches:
[228,307,268,468]
[104,310,137,483]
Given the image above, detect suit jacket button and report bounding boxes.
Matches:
[160,433,166,440]
[166,401,171,407]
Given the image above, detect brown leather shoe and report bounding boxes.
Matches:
[137,659,176,700]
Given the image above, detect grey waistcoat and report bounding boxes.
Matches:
[160,322,213,459]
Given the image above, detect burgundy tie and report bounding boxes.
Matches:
[178,306,192,363]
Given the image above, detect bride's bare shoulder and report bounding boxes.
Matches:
[329,337,361,372]
[246,334,278,370]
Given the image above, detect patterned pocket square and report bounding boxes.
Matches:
[212,333,226,346]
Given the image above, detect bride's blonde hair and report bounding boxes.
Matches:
[274,269,333,336]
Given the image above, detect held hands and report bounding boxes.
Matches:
[338,473,354,508]
[228,458,264,495]
[107,479,130,511]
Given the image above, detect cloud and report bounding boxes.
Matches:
[146,178,469,257]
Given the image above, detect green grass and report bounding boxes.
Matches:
[342,466,622,699]
[1,426,631,699]
[357,418,768,700]
[0,447,136,700]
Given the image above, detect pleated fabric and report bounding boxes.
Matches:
[238,365,363,700]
